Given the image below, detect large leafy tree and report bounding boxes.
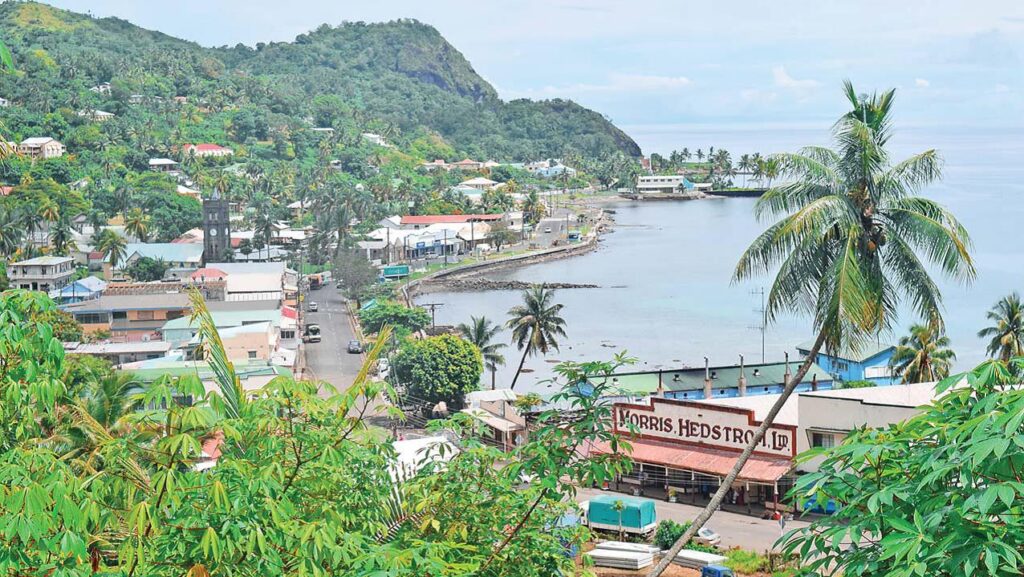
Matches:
[784,359,1024,576]
[393,333,483,406]
[977,292,1024,362]
[506,284,567,390]
[891,320,956,383]
[458,315,507,390]
[649,82,976,576]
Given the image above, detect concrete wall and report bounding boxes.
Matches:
[797,394,920,472]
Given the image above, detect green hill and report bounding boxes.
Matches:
[0,1,640,160]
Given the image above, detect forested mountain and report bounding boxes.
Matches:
[0,1,640,160]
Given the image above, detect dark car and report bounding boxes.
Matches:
[347,340,363,354]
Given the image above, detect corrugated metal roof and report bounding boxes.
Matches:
[797,339,895,363]
[123,243,204,266]
[609,360,832,395]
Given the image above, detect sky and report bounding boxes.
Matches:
[41,0,1024,151]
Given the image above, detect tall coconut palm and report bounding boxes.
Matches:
[95,229,127,270]
[891,320,956,383]
[977,292,1024,362]
[124,208,151,243]
[506,285,567,390]
[0,208,23,258]
[458,316,507,390]
[50,216,77,256]
[648,81,976,576]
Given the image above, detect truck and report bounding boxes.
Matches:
[579,495,657,535]
[308,274,323,290]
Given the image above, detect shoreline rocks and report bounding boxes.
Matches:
[422,278,599,292]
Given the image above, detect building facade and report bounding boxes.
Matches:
[796,340,897,385]
[203,195,232,263]
[8,256,75,292]
[18,137,65,159]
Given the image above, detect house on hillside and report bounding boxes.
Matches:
[421,159,451,171]
[149,158,180,173]
[181,143,233,158]
[90,83,112,95]
[18,137,65,159]
[459,177,500,191]
[78,109,115,122]
[361,132,389,147]
[452,158,483,171]
[796,340,897,385]
[8,256,76,293]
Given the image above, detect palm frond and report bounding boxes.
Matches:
[187,289,243,420]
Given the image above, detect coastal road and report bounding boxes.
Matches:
[303,287,362,394]
[534,216,568,247]
[575,487,809,552]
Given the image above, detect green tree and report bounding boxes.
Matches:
[124,256,168,282]
[891,320,956,383]
[124,207,151,242]
[506,284,567,390]
[0,208,23,258]
[649,82,976,576]
[457,316,507,389]
[783,359,1024,576]
[359,301,431,334]
[33,307,83,342]
[334,249,379,304]
[977,292,1024,362]
[394,333,483,407]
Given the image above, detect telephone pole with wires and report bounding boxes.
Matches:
[748,287,767,363]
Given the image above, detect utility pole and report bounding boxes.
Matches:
[419,302,445,328]
[748,287,767,363]
[443,229,448,267]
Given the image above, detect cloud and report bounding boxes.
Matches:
[994,83,1011,93]
[915,78,930,88]
[511,73,692,97]
[772,66,820,89]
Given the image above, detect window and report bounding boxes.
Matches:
[248,351,258,360]
[137,311,154,321]
[112,311,127,320]
[281,330,296,339]
[811,432,835,449]
[75,312,109,324]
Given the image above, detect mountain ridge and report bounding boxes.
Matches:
[0,2,641,160]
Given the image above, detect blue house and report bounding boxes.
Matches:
[50,276,107,304]
[796,340,897,385]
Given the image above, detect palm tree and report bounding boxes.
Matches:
[506,285,567,390]
[695,149,704,162]
[649,81,976,576]
[50,216,77,256]
[95,229,128,271]
[458,316,507,390]
[0,208,23,257]
[977,292,1024,362]
[891,320,956,383]
[124,208,151,243]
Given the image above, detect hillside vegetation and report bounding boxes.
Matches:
[0,1,640,160]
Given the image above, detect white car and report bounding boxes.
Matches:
[543,226,552,233]
[307,302,318,312]
[694,526,722,547]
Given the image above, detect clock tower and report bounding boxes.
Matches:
[202,192,231,263]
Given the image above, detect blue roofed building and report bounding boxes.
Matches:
[49,276,107,303]
[796,340,897,385]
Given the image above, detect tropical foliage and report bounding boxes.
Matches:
[978,292,1024,362]
[359,300,432,335]
[0,288,636,576]
[506,284,567,390]
[891,320,956,383]
[784,359,1024,577]
[457,315,507,389]
[393,333,483,406]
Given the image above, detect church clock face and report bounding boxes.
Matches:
[209,228,218,236]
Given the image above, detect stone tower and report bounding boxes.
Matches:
[202,192,231,263]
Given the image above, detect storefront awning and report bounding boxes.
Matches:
[589,438,792,484]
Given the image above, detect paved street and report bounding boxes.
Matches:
[303,286,362,392]
[575,487,810,552]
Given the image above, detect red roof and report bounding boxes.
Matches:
[589,438,792,484]
[184,143,231,152]
[0,186,12,196]
[281,305,297,319]
[88,251,103,260]
[190,267,228,281]
[400,214,504,225]
[202,432,224,460]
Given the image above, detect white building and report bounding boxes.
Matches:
[18,137,65,159]
[361,132,389,147]
[8,256,76,292]
[149,158,180,173]
[636,175,687,194]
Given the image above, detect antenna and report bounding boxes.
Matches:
[747,287,767,363]
[419,302,445,328]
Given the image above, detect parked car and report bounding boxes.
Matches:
[377,358,390,373]
[307,301,318,312]
[543,226,552,233]
[694,526,722,547]
[347,340,363,354]
[303,324,321,343]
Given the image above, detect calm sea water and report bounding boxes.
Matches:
[417,125,1024,393]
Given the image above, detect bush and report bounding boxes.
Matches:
[842,379,876,389]
[653,519,691,550]
[393,333,482,407]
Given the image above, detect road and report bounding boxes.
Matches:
[575,487,810,552]
[303,286,362,393]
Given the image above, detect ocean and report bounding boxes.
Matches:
[416,125,1024,394]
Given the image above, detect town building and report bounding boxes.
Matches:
[599,358,834,402]
[120,243,205,274]
[64,340,172,366]
[420,159,451,171]
[149,158,180,173]
[461,389,528,451]
[67,293,191,342]
[181,143,233,158]
[636,175,687,194]
[398,213,504,230]
[78,109,115,122]
[210,262,293,302]
[160,305,285,347]
[120,358,292,396]
[176,184,202,200]
[49,276,107,304]
[90,83,112,94]
[459,177,500,191]
[18,137,65,159]
[593,381,946,511]
[361,132,389,147]
[183,321,277,363]
[8,256,76,292]
[452,158,483,171]
[796,340,897,385]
